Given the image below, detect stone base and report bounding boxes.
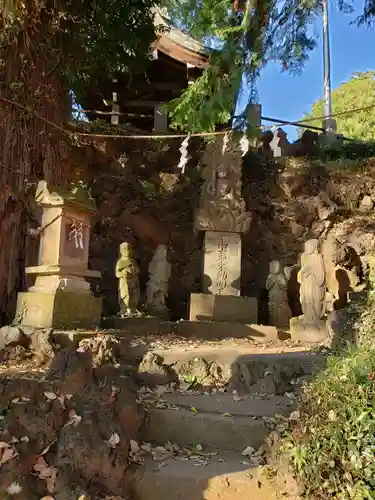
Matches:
[290,316,329,343]
[54,319,287,348]
[15,291,102,329]
[189,293,257,324]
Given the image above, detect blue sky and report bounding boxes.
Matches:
[254,0,374,140]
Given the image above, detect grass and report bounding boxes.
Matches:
[284,286,375,499]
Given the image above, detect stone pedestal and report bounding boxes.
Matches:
[290,316,329,343]
[189,124,261,325]
[189,293,257,324]
[14,181,102,329]
[203,232,241,296]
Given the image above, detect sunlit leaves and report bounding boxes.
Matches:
[302,72,375,141]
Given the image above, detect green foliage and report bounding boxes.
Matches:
[284,285,375,499]
[0,0,160,98]
[302,72,375,142]
[166,57,242,132]
[166,0,320,131]
[319,140,375,161]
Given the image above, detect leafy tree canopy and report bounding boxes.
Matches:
[0,0,161,99]
[302,72,375,141]
[164,0,319,132]
[163,0,375,133]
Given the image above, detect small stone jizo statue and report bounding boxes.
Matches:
[298,239,326,324]
[146,245,171,317]
[265,260,292,329]
[115,242,140,317]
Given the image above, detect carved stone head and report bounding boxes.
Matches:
[269,260,282,274]
[119,242,132,259]
[304,239,319,255]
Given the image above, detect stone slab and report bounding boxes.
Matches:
[189,293,257,324]
[203,231,241,296]
[153,393,295,417]
[290,316,329,343]
[15,291,102,329]
[53,320,285,346]
[134,452,293,500]
[143,406,270,452]
[177,321,282,341]
[25,264,101,278]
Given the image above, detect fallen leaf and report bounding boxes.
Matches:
[328,410,336,422]
[40,440,57,456]
[64,409,82,427]
[289,410,300,422]
[140,442,152,453]
[6,482,22,495]
[46,469,57,493]
[232,390,243,401]
[195,444,203,452]
[190,407,198,414]
[107,433,120,448]
[130,440,140,453]
[242,446,256,457]
[43,392,58,401]
[221,412,232,417]
[0,446,18,465]
[33,456,48,472]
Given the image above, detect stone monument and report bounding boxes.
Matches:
[146,244,171,319]
[115,242,141,317]
[265,260,292,329]
[15,181,102,329]
[290,239,328,341]
[190,107,260,324]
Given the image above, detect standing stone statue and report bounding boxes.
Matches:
[115,242,140,317]
[146,245,171,318]
[298,239,326,324]
[265,260,292,329]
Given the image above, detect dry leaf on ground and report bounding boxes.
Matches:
[107,433,120,448]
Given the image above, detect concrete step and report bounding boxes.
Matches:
[133,451,299,500]
[142,393,295,452]
[137,344,326,395]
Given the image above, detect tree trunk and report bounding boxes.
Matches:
[0,34,70,325]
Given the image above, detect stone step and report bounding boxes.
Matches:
[137,344,326,395]
[133,451,298,500]
[54,318,289,348]
[142,393,294,452]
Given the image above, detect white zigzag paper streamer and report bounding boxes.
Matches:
[177,135,191,174]
[239,135,249,156]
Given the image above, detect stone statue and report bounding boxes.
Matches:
[298,239,326,324]
[146,245,171,318]
[115,242,140,317]
[265,260,292,329]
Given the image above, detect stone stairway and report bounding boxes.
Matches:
[131,340,326,500]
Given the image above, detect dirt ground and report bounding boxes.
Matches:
[0,332,144,500]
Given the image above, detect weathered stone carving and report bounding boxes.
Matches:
[265,260,292,329]
[216,236,229,295]
[115,242,140,317]
[298,239,326,324]
[195,133,251,233]
[146,245,171,318]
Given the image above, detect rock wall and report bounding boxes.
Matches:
[69,134,375,322]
